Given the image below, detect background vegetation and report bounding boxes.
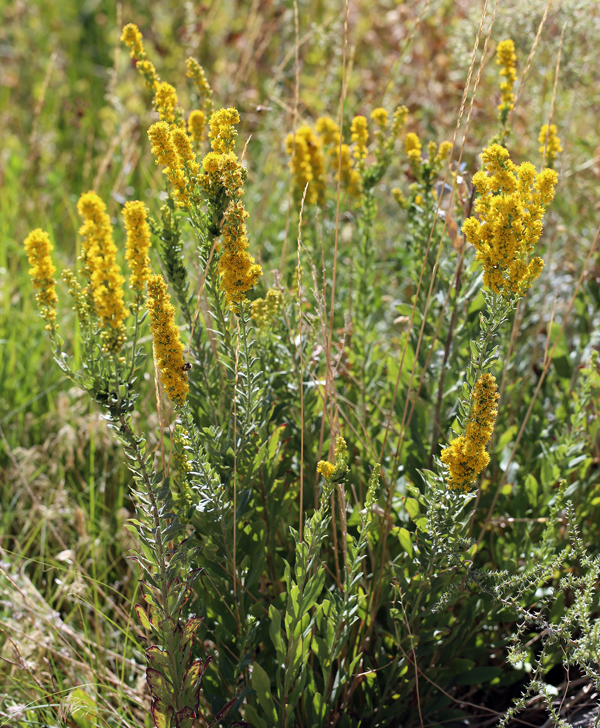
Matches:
[2,0,600,726]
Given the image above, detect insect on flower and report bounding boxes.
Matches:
[182,361,192,371]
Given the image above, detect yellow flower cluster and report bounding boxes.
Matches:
[285,125,326,206]
[496,39,517,121]
[405,132,422,175]
[121,23,159,92]
[315,116,361,199]
[317,460,335,480]
[23,229,59,330]
[538,124,562,169]
[146,274,189,407]
[251,289,282,329]
[77,192,128,352]
[370,107,389,130]
[123,201,152,293]
[148,121,193,207]
[441,373,499,492]
[462,144,558,298]
[350,116,368,160]
[199,108,262,305]
[155,82,179,124]
[188,109,206,144]
[209,107,240,154]
[186,57,213,113]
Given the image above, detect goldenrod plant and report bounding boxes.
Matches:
[10,8,600,728]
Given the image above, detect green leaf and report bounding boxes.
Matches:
[398,527,413,558]
[302,565,326,614]
[269,605,285,660]
[244,705,268,728]
[454,666,502,685]
[134,604,153,631]
[524,473,538,507]
[251,662,278,724]
[69,688,97,728]
[405,498,419,518]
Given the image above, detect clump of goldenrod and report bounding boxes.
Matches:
[252,289,283,330]
[462,144,558,298]
[23,229,59,331]
[146,274,189,406]
[77,191,128,353]
[286,125,326,206]
[121,23,159,92]
[155,82,179,124]
[539,124,562,169]
[496,39,517,125]
[123,201,152,293]
[441,373,499,492]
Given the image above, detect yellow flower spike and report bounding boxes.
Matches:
[441,373,499,492]
[186,57,213,112]
[171,128,199,177]
[120,23,160,91]
[61,268,90,326]
[370,107,389,130]
[147,121,190,207]
[392,187,408,209]
[317,460,335,480]
[208,107,240,154]
[77,191,128,353]
[538,124,562,169]
[390,105,409,138]
[154,82,178,124]
[202,151,222,174]
[462,143,557,298]
[350,115,368,160]
[405,132,422,175]
[123,201,152,292]
[146,274,189,407]
[315,116,341,147]
[23,229,59,330]
[188,110,206,143]
[252,289,282,330]
[285,125,326,206]
[435,141,453,166]
[496,39,517,122]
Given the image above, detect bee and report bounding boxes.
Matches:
[182,361,192,372]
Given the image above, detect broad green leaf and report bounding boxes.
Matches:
[398,527,413,558]
[251,662,278,724]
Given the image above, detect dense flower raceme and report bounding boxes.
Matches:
[154,82,179,125]
[285,125,327,206]
[539,124,563,169]
[147,121,191,207]
[441,373,500,492]
[77,191,129,353]
[405,132,422,176]
[188,110,206,143]
[123,200,153,293]
[186,57,213,113]
[350,115,369,161]
[462,144,558,298]
[121,23,160,92]
[251,289,283,330]
[23,229,59,330]
[496,39,517,122]
[146,274,189,407]
[315,117,362,199]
